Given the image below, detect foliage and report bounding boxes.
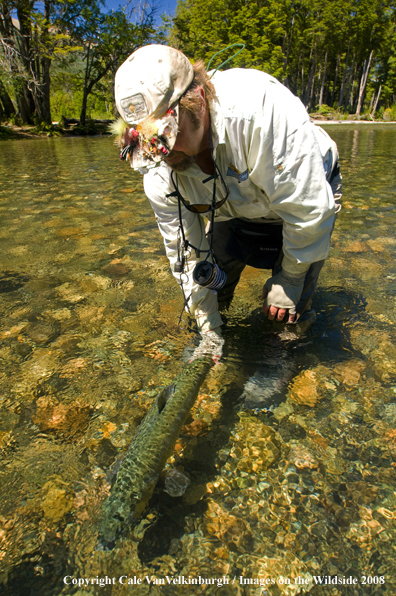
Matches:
[383,104,396,119]
[169,0,396,115]
[0,0,162,124]
[2,0,395,123]
[59,1,160,124]
[0,0,81,123]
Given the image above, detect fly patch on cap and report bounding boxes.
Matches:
[119,93,148,122]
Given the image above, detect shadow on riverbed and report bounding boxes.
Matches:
[135,285,370,565]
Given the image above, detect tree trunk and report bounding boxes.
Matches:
[32,55,52,124]
[308,60,317,110]
[31,0,52,124]
[319,50,328,107]
[315,62,321,106]
[371,84,382,115]
[296,50,302,97]
[345,57,356,111]
[15,81,35,124]
[356,50,373,117]
[80,43,92,125]
[283,15,295,80]
[80,88,89,125]
[14,0,52,124]
[350,79,357,110]
[331,54,340,107]
[338,45,350,107]
[0,80,16,118]
[303,44,316,107]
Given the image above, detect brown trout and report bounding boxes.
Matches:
[98,356,212,548]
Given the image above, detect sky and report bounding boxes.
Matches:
[104,0,178,24]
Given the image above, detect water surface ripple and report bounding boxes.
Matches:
[0,126,396,595]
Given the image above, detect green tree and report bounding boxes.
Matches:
[170,0,287,77]
[0,0,161,125]
[169,0,395,115]
[62,1,158,125]
[0,0,78,123]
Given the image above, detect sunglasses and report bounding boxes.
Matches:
[167,162,230,214]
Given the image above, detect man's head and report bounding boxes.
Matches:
[114,45,216,171]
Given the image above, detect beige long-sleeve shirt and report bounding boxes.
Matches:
[143,68,339,332]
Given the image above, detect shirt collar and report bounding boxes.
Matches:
[208,97,225,158]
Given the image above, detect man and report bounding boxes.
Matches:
[114,45,342,339]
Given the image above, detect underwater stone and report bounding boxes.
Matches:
[287,370,320,407]
[334,359,365,388]
[288,442,319,470]
[25,322,59,345]
[230,415,282,473]
[164,469,191,497]
[41,481,74,522]
[273,400,294,421]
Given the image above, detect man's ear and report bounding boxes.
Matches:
[196,86,206,114]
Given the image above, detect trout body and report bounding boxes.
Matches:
[98,357,211,547]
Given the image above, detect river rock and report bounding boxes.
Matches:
[343,240,368,252]
[287,370,320,407]
[41,480,73,522]
[230,415,282,473]
[367,236,396,252]
[25,321,59,344]
[334,359,365,387]
[164,469,191,497]
[202,500,252,549]
[273,400,294,421]
[33,400,91,438]
[288,442,319,469]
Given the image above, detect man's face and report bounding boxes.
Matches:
[164,95,208,172]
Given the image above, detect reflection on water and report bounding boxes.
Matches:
[0,126,395,594]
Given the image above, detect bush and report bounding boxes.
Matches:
[316,103,334,115]
[383,105,396,121]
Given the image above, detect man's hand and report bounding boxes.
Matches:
[190,327,224,364]
[263,269,306,323]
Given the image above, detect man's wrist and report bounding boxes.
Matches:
[196,311,223,333]
[279,268,307,283]
[281,255,310,277]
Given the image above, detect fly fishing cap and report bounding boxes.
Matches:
[114,45,194,171]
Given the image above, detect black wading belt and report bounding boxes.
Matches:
[226,219,283,269]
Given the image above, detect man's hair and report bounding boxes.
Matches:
[179,60,216,128]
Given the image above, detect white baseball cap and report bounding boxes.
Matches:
[114,45,194,170]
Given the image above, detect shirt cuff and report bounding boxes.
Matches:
[282,255,311,275]
[195,310,223,333]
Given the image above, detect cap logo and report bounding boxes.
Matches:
[120,93,147,121]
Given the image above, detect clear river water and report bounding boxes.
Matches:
[0,124,396,595]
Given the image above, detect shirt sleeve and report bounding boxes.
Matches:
[247,92,336,274]
[143,167,223,332]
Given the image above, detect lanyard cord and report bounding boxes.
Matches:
[173,170,219,258]
[174,171,218,328]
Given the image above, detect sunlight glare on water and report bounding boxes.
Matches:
[0,126,395,595]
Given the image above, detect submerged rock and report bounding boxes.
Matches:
[287,370,320,407]
[41,480,74,522]
[33,400,91,439]
[230,414,282,473]
[202,500,252,550]
[164,469,191,497]
[25,321,60,345]
[288,442,319,470]
[334,359,365,387]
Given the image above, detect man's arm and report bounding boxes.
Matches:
[248,107,336,319]
[143,167,223,333]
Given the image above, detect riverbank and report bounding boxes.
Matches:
[1,116,396,141]
[310,115,396,125]
[0,119,112,140]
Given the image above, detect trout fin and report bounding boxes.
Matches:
[157,383,175,413]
